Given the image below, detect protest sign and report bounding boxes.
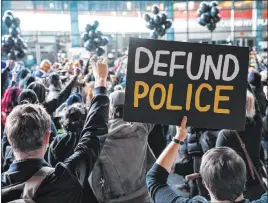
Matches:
[124,38,249,130]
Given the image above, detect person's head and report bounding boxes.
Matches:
[18,89,39,104]
[114,84,123,91]
[49,72,62,89]
[1,87,21,114]
[5,104,51,160]
[40,59,51,73]
[19,74,36,90]
[60,103,87,134]
[200,147,246,202]
[248,71,262,88]
[246,90,255,118]
[66,93,82,106]
[18,68,30,81]
[109,91,125,119]
[27,82,46,103]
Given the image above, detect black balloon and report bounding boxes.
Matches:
[160,13,167,24]
[152,5,160,15]
[13,17,20,27]
[9,26,20,37]
[210,1,218,7]
[22,41,28,49]
[96,47,104,56]
[206,23,216,31]
[81,32,89,41]
[199,2,210,13]
[88,30,97,39]
[210,6,219,17]
[94,37,103,46]
[153,14,161,25]
[213,15,221,23]
[7,35,15,47]
[8,50,16,60]
[3,15,13,28]
[198,17,206,26]
[164,20,172,29]
[96,31,103,37]
[85,24,92,32]
[101,37,108,46]
[4,10,13,17]
[93,21,99,30]
[201,12,211,24]
[150,31,158,39]
[16,49,26,59]
[143,13,151,22]
[146,20,155,30]
[1,44,11,54]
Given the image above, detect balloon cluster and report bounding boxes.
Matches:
[197,1,221,32]
[1,10,28,60]
[81,21,109,56]
[143,5,172,40]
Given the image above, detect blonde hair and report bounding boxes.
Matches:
[246,90,255,118]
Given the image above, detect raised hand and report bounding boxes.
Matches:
[175,116,188,141]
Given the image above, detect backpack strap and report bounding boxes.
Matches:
[21,167,54,200]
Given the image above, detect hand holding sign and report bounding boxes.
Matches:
[175,116,188,142]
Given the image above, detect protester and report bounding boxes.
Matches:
[1,59,109,202]
[89,90,155,203]
[146,116,268,203]
[216,90,265,199]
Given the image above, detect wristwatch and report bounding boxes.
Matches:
[173,137,185,145]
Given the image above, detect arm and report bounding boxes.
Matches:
[146,117,190,203]
[215,130,228,147]
[44,75,78,115]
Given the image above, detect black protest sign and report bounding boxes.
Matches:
[124,38,249,130]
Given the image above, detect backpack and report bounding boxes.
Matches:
[2,167,54,203]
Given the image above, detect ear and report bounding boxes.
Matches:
[44,131,51,145]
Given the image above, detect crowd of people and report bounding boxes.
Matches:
[1,47,268,203]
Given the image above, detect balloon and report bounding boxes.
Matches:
[150,31,158,39]
[151,5,160,15]
[158,27,166,37]
[210,6,219,17]
[81,32,89,42]
[85,24,92,32]
[146,20,155,30]
[198,17,206,26]
[153,14,161,25]
[4,10,13,17]
[160,13,167,24]
[206,23,216,31]
[14,36,23,47]
[9,26,20,37]
[200,12,211,24]
[199,1,210,13]
[213,14,221,23]
[210,1,218,7]
[8,50,16,60]
[3,15,13,28]
[196,9,203,17]
[94,37,103,46]
[16,49,26,59]
[22,41,28,50]
[1,35,9,44]
[164,20,172,29]
[7,35,15,47]
[84,40,95,51]
[13,17,21,27]
[88,30,97,39]
[92,21,99,30]
[101,37,108,46]
[143,13,151,22]
[96,31,103,37]
[96,47,104,56]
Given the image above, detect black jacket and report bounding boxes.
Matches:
[251,86,267,117]
[43,76,77,115]
[216,112,263,186]
[1,86,109,203]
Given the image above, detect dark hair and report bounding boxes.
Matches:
[60,103,87,134]
[27,82,46,103]
[5,104,51,153]
[18,89,39,104]
[200,147,246,201]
